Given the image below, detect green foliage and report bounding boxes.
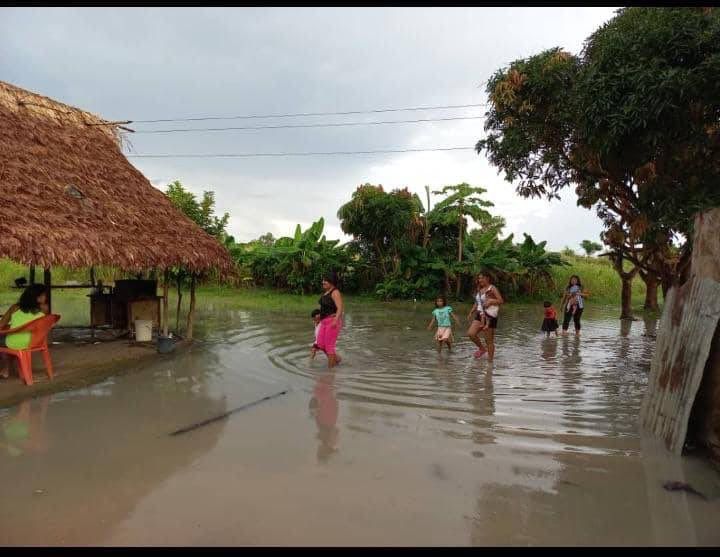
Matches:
[337,184,424,277]
[165,180,230,241]
[164,180,232,287]
[429,183,494,230]
[234,218,350,294]
[580,240,603,257]
[477,7,720,286]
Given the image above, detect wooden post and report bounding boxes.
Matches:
[162,268,170,337]
[29,265,35,285]
[90,266,96,287]
[176,274,183,333]
[186,274,196,340]
[44,267,52,314]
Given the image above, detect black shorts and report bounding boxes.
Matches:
[474,312,498,329]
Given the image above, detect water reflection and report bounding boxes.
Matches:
[1,301,718,546]
[310,371,340,463]
[1,398,50,457]
[0,344,228,545]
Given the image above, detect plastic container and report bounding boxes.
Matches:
[134,320,153,342]
[157,335,176,354]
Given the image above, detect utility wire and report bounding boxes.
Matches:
[134,115,486,134]
[132,103,488,124]
[126,146,476,158]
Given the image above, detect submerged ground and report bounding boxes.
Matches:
[0,300,718,546]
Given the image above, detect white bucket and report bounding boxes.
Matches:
[135,320,153,342]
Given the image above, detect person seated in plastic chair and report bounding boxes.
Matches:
[0,285,49,379]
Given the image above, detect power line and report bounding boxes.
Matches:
[134,115,486,134]
[132,103,488,124]
[126,146,477,158]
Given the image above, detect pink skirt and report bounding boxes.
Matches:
[435,327,453,341]
[316,316,343,355]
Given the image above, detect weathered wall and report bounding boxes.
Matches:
[640,207,720,458]
[688,208,720,463]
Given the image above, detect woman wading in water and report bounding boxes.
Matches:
[467,272,503,361]
[316,273,344,368]
[560,275,590,335]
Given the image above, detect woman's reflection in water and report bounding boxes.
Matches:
[561,334,582,367]
[309,371,339,463]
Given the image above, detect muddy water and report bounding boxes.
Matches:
[0,302,718,546]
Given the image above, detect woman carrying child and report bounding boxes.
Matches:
[467,272,503,361]
[560,275,590,335]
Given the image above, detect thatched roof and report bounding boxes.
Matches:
[0,81,234,274]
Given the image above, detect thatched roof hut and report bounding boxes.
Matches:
[0,80,233,274]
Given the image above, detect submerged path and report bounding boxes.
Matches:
[0,303,718,545]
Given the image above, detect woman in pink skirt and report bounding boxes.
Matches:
[315,273,344,368]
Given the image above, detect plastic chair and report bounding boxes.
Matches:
[0,314,60,386]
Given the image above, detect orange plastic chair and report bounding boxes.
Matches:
[0,314,60,386]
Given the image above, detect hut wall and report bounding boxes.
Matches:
[639,208,720,457]
[687,208,720,463]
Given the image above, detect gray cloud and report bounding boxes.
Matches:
[1,7,617,250]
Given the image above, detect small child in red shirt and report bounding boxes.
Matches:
[541,301,559,337]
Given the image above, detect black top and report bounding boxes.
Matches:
[319,288,338,318]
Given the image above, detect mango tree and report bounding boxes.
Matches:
[477,7,720,317]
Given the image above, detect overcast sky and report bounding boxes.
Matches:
[1,7,619,251]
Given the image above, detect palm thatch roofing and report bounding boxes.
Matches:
[0,81,234,274]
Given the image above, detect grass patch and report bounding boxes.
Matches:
[548,255,658,306]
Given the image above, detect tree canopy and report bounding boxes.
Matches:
[580,240,602,257]
[477,7,720,299]
[166,180,230,241]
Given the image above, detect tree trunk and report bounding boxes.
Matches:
[423,185,431,249]
[456,203,464,299]
[661,278,671,299]
[641,272,659,311]
[44,267,52,314]
[443,270,450,295]
[162,269,170,337]
[374,240,387,275]
[610,250,637,320]
[457,203,464,264]
[620,275,633,319]
[186,274,197,340]
[175,276,183,333]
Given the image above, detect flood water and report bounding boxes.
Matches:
[0,302,718,546]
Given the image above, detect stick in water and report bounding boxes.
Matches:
[169,390,288,436]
